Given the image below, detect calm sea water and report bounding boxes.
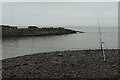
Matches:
[2,27,118,59]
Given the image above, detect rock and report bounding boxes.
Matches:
[58,54,63,57]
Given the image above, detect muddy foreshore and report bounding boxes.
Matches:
[2,49,119,79]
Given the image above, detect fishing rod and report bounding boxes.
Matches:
[98,18,106,61]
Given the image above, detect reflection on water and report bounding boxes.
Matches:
[2,27,118,59]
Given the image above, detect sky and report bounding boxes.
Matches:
[1,0,119,2]
[1,2,118,27]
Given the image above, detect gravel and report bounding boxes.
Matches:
[2,49,119,79]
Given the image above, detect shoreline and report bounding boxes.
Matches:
[2,49,118,60]
[2,49,119,78]
[1,25,84,37]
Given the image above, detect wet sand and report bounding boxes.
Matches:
[2,49,119,79]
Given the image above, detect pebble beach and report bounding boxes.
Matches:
[2,49,119,79]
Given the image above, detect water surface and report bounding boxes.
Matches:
[2,27,118,59]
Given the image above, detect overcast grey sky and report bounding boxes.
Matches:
[2,2,118,27]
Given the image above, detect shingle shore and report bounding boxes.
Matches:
[2,49,118,79]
